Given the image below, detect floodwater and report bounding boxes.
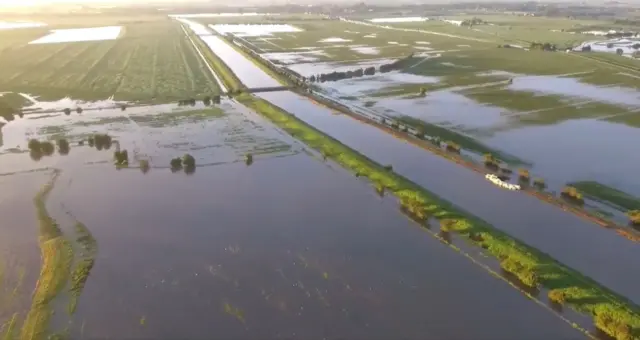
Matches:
[485,119,640,195]
[57,153,581,340]
[508,76,640,107]
[0,171,49,327]
[256,90,640,304]
[0,94,585,338]
[28,26,122,45]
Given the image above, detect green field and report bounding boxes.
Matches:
[0,18,220,104]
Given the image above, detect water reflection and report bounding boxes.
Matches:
[59,155,581,339]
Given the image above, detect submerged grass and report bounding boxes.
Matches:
[68,222,97,315]
[20,170,73,340]
[395,115,527,165]
[569,181,640,212]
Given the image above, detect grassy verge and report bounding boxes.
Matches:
[569,181,640,212]
[204,31,639,338]
[395,115,528,165]
[68,222,97,315]
[20,170,74,340]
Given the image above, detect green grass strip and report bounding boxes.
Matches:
[20,170,74,340]
[569,181,640,212]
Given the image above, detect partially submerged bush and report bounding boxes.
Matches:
[627,210,640,225]
[63,108,71,115]
[484,153,500,169]
[139,159,150,174]
[28,139,40,151]
[87,136,95,147]
[113,149,128,166]
[594,312,632,340]
[76,107,83,114]
[93,134,112,150]
[548,289,566,304]
[500,257,538,288]
[518,168,530,182]
[445,141,461,153]
[170,157,182,170]
[533,178,546,190]
[40,141,54,156]
[245,153,253,166]
[182,153,195,167]
[561,186,584,204]
[56,138,70,155]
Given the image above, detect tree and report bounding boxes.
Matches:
[607,42,614,48]
[616,48,624,55]
[76,107,83,114]
[245,153,253,166]
[57,138,70,155]
[419,87,426,96]
[182,153,195,167]
[63,108,71,115]
[203,96,211,106]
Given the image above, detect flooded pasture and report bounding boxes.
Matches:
[57,152,581,340]
[28,26,123,44]
[1,95,585,338]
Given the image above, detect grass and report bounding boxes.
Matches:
[568,181,640,212]
[68,222,97,315]
[0,20,220,103]
[395,115,527,165]
[204,31,640,339]
[20,170,74,340]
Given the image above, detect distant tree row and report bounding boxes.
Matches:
[307,54,413,83]
[178,95,221,107]
[529,42,558,51]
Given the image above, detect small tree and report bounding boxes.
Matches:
[182,153,195,167]
[76,107,83,114]
[57,138,70,155]
[616,48,624,56]
[245,153,253,166]
[63,108,71,115]
[419,87,426,96]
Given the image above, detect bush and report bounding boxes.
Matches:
[484,153,500,169]
[518,168,530,182]
[87,136,95,147]
[76,107,83,114]
[170,157,182,170]
[28,139,41,151]
[182,154,195,167]
[40,141,55,156]
[63,108,71,115]
[627,210,640,225]
[93,134,112,150]
[56,139,70,155]
[561,186,584,204]
[445,141,461,153]
[245,153,253,166]
[139,159,150,173]
[548,289,566,304]
[533,178,545,189]
[113,150,128,165]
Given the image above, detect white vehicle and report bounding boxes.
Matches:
[485,174,521,191]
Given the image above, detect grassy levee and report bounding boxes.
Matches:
[569,181,640,212]
[19,170,73,340]
[199,29,640,338]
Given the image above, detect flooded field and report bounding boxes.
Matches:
[0,96,584,339]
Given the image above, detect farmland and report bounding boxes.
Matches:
[2,6,640,340]
[0,18,220,104]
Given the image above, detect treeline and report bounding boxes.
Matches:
[308,55,413,83]
[178,95,221,106]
